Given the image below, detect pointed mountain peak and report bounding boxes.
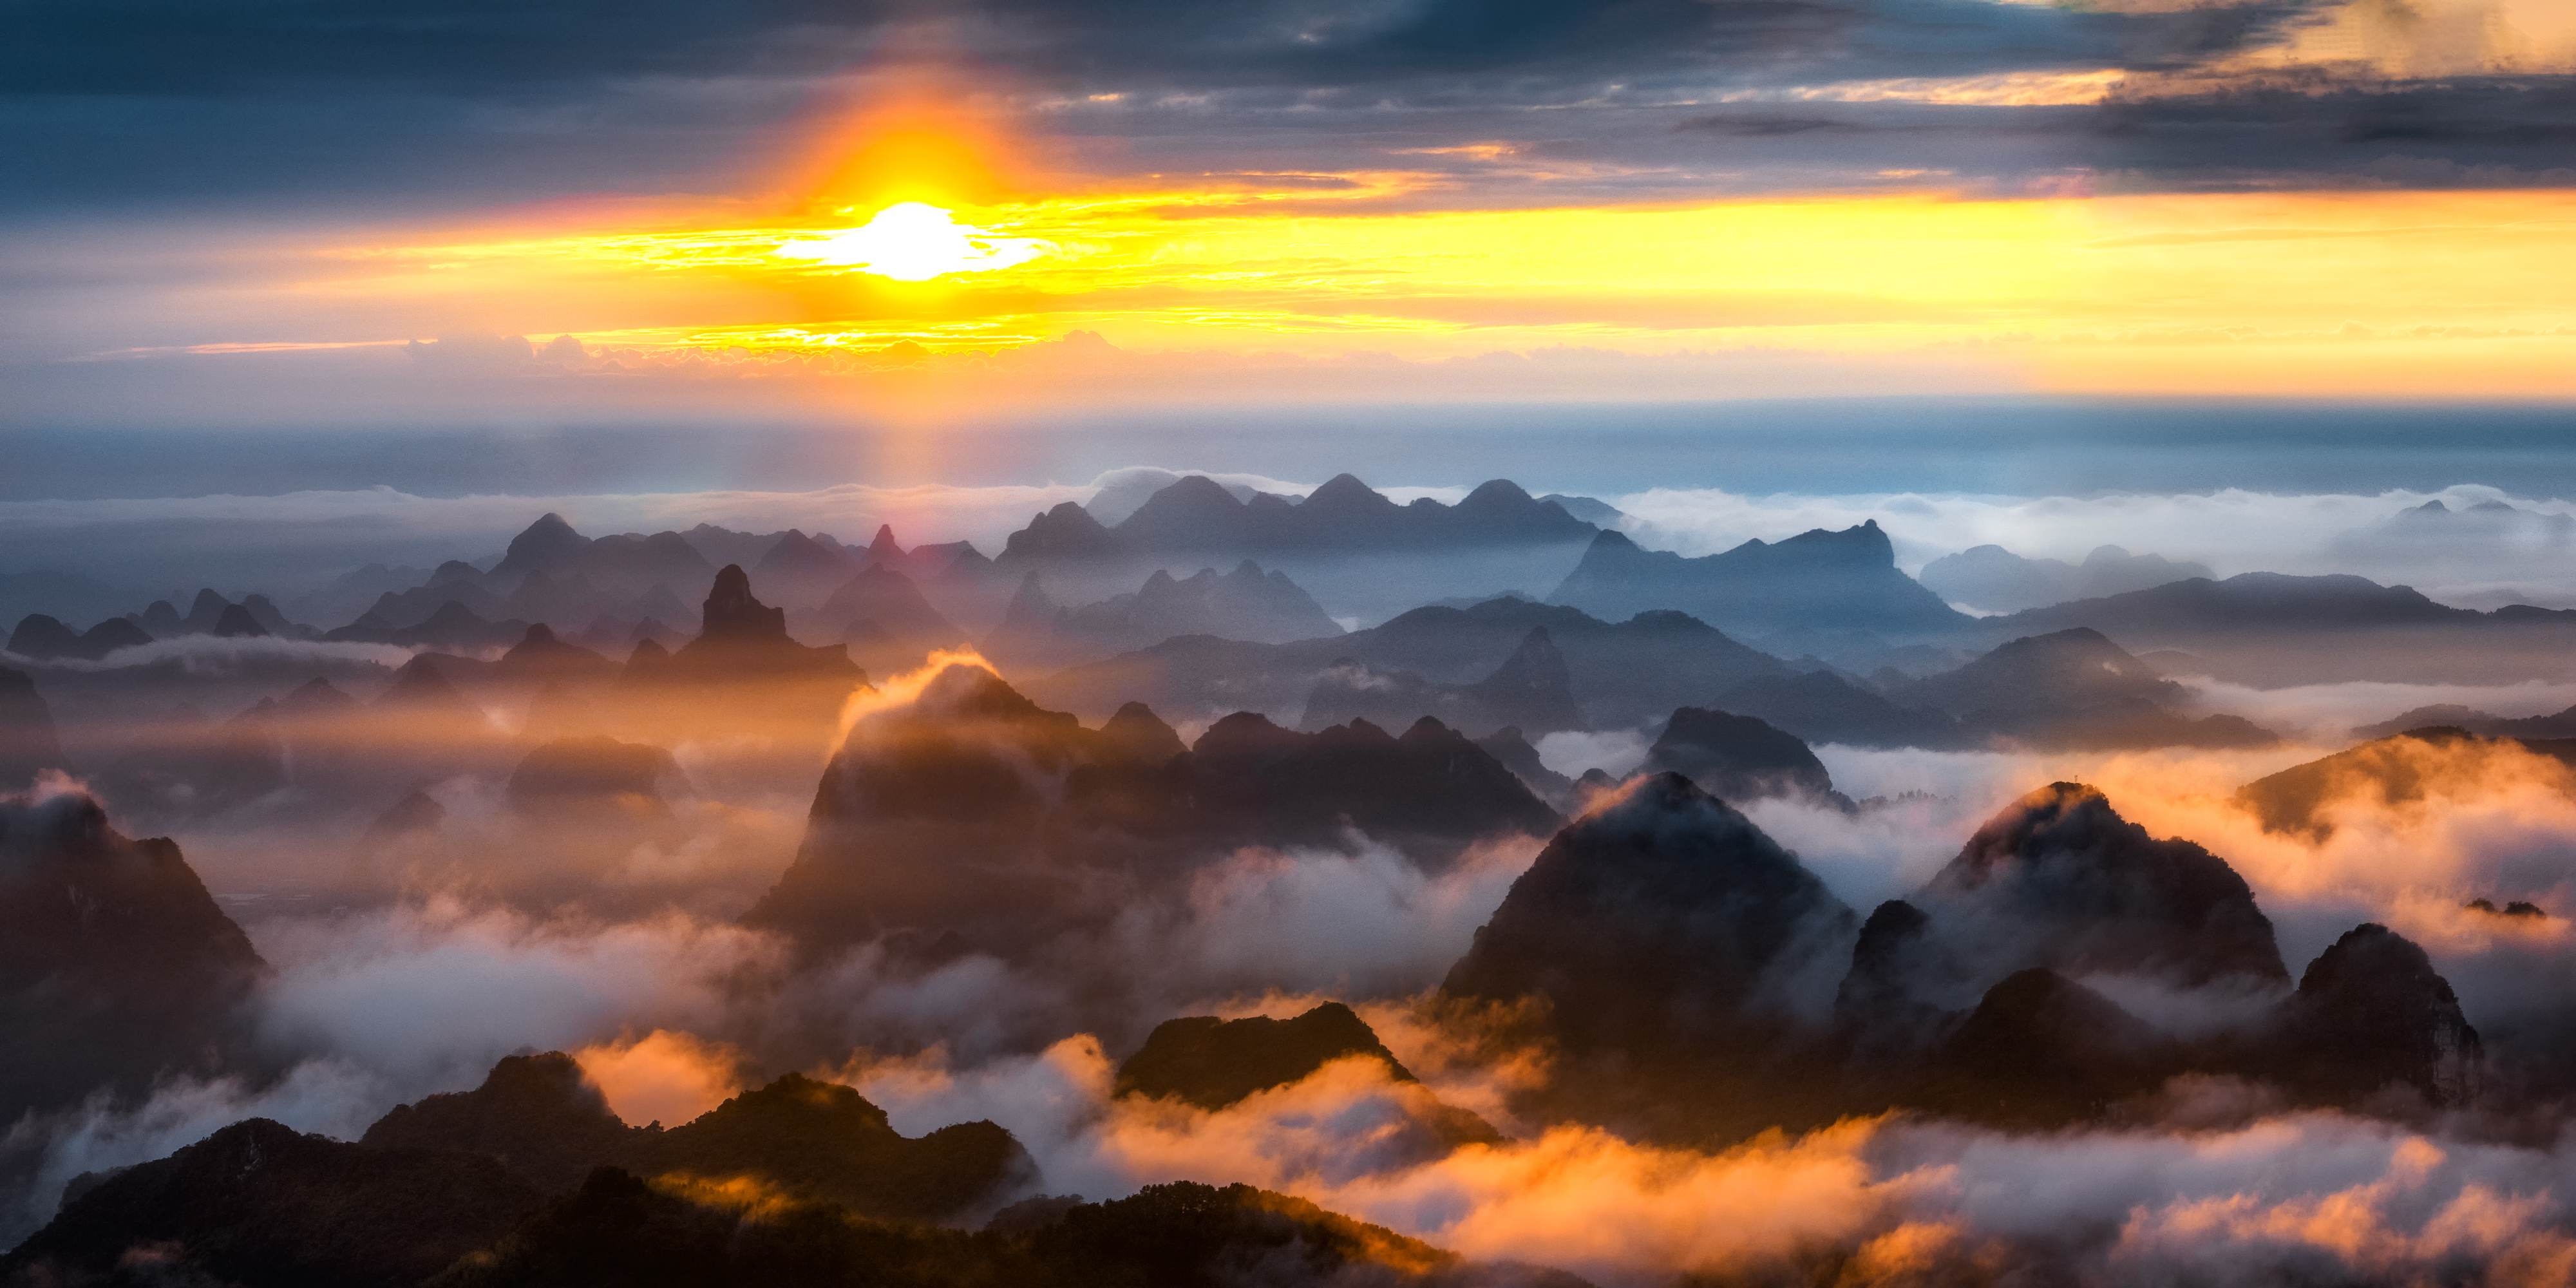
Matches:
[2280,923,2481,1106]
[1460,478,1537,506]
[1099,701,1187,764]
[697,565,787,643]
[278,676,356,717]
[1948,781,2128,875]
[1115,1002,1414,1110]
[1144,474,1243,509]
[211,604,269,638]
[1931,780,2288,985]
[375,656,477,715]
[1004,569,1057,613]
[869,524,903,559]
[506,512,591,565]
[1303,473,1394,509]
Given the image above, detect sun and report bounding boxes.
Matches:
[773,202,1047,282]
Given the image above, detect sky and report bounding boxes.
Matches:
[6,0,2576,440]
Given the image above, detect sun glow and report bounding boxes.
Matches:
[773,202,1047,281]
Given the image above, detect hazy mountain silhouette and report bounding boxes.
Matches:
[1297,626,1583,738]
[6,613,154,661]
[1001,474,1595,563]
[2350,701,2576,741]
[659,565,861,681]
[2233,726,2576,842]
[1888,627,2279,750]
[1117,1002,1416,1110]
[1709,668,1969,750]
[748,663,1555,955]
[1030,596,1787,730]
[1908,967,2181,1126]
[0,790,268,1127]
[1472,726,1582,810]
[1962,571,2576,686]
[815,565,968,649]
[1117,1002,1504,1155]
[506,736,686,813]
[327,598,533,649]
[1992,571,2479,638]
[0,666,64,790]
[1919,544,2212,614]
[1548,521,1969,641]
[1637,707,1853,810]
[989,561,1342,669]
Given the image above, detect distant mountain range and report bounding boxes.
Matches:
[1965,571,2576,685]
[1002,474,1598,563]
[1026,596,1790,733]
[1918,544,2212,615]
[1548,520,1970,643]
[985,560,1343,670]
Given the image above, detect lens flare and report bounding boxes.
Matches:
[775,202,1046,281]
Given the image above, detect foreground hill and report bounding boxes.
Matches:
[1443,775,2485,1142]
[6,1050,1580,1288]
[748,662,1557,956]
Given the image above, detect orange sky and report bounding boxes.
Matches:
[245,174,2576,400]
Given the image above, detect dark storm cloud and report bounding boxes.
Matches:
[970,0,2314,91]
[0,0,2570,215]
[0,0,2324,214]
[2090,77,2576,184]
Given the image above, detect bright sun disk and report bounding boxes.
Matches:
[773,201,1046,281]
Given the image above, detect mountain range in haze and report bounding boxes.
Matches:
[9,469,2576,1285]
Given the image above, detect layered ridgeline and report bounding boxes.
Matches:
[1028,597,1789,734]
[1034,609,2275,755]
[7,1048,1582,1288]
[316,515,1003,663]
[1959,570,2576,687]
[1918,544,2214,616]
[1549,519,1971,646]
[4,565,866,848]
[996,474,1603,624]
[748,661,1558,972]
[1441,775,2483,1143]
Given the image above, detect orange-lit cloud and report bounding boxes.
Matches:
[183,179,2568,402]
[575,1028,750,1128]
